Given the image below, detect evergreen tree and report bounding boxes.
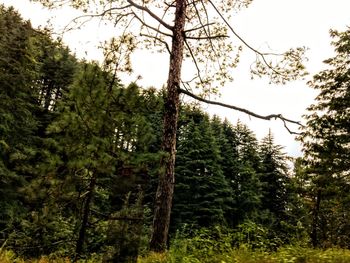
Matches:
[34,34,78,137]
[0,7,79,250]
[232,121,262,224]
[259,131,289,219]
[299,28,350,247]
[258,131,300,244]
[210,117,240,227]
[0,5,42,241]
[172,107,232,230]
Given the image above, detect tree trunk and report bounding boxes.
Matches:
[311,189,321,248]
[150,0,187,252]
[75,175,96,260]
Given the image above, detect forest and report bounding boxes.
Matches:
[0,1,350,263]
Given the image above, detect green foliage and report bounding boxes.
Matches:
[137,230,350,263]
[172,107,232,229]
[299,28,350,248]
[102,192,144,263]
[258,132,307,245]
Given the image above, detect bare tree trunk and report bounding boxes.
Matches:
[75,175,96,260]
[311,189,321,248]
[150,0,187,252]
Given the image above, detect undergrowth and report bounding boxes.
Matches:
[2,226,350,263]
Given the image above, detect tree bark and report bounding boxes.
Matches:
[311,189,321,248]
[75,175,96,260]
[150,0,187,252]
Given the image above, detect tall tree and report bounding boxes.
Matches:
[232,121,262,224]
[44,64,156,258]
[0,5,41,237]
[172,108,232,230]
[33,0,307,250]
[259,131,289,219]
[210,117,239,227]
[299,28,350,247]
[258,131,295,244]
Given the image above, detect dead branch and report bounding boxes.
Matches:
[184,22,216,33]
[178,87,303,135]
[132,12,173,37]
[127,0,173,31]
[207,0,290,78]
[184,39,205,85]
[140,33,171,54]
[185,34,228,40]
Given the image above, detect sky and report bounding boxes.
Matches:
[1,0,350,157]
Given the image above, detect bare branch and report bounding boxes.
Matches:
[178,87,303,135]
[132,12,173,37]
[62,5,132,31]
[207,0,294,78]
[185,34,228,40]
[140,33,171,54]
[207,0,266,56]
[192,0,225,76]
[184,39,205,85]
[127,0,174,31]
[184,22,216,33]
[155,1,175,39]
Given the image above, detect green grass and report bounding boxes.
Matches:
[2,245,350,262]
[138,247,350,263]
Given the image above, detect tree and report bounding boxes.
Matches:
[33,0,307,251]
[259,131,289,219]
[0,5,42,240]
[44,64,156,258]
[258,131,296,244]
[299,28,350,247]
[232,121,262,224]
[171,108,232,229]
[210,117,239,226]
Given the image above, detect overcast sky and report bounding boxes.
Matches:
[1,0,350,157]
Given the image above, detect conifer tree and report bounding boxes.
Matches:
[172,107,232,229]
[0,5,42,240]
[232,121,262,224]
[210,117,240,227]
[299,28,350,247]
[259,131,289,219]
[258,131,293,243]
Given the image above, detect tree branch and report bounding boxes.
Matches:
[207,0,290,77]
[185,34,228,40]
[132,12,173,37]
[140,33,171,54]
[207,0,269,57]
[184,39,205,85]
[62,6,132,31]
[184,22,216,33]
[178,87,303,135]
[193,0,225,75]
[127,0,174,31]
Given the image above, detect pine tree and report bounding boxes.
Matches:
[258,131,299,244]
[259,131,289,219]
[210,117,240,227]
[299,28,350,247]
[232,121,262,224]
[171,107,232,230]
[0,5,42,241]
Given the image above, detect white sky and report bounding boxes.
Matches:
[1,0,350,157]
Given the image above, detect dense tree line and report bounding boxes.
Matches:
[0,5,349,262]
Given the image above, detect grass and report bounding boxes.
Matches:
[137,246,350,263]
[2,244,350,262]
